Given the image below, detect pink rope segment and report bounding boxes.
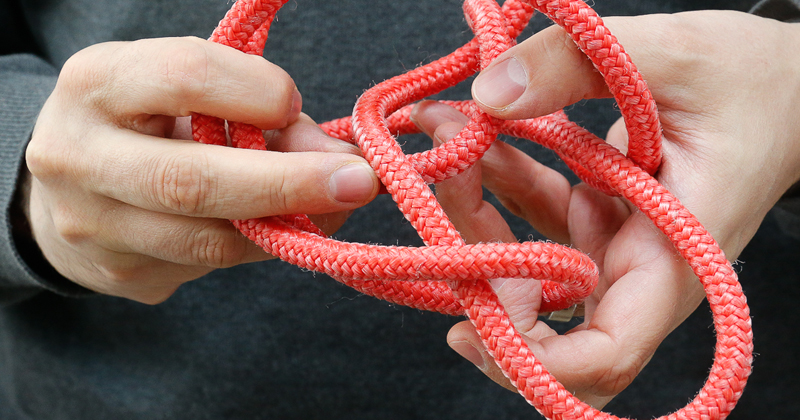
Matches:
[192,0,754,419]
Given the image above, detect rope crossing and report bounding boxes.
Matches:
[191,0,754,418]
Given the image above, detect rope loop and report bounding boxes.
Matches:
[192,1,754,418]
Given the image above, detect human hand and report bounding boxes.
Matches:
[412,10,800,407]
[24,37,379,304]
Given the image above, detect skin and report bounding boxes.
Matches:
[23,36,379,304]
[15,7,800,412]
[411,10,800,408]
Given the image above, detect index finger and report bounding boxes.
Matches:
[25,117,380,222]
[60,37,300,129]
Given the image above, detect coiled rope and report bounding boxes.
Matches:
[191,0,754,418]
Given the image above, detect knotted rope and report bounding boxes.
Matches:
[191,0,754,418]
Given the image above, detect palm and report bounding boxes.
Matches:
[416,9,800,410]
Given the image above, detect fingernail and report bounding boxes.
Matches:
[449,340,486,370]
[288,89,302,124]
[329,163,377,202]
[472,57,527,110]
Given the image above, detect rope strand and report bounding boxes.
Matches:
[192,0,753,418]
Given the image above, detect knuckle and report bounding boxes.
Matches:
[155,37,212,111]
[27,101,100,185]
[99,265,142,286]
[58,43,124,111]
[190,222,249,268]
[102,268,178,305]
[58,46,107,96]
[25,134,62,181]
[152,153,216,215]
[263,165,292,215]
[51,204,95,246]
[86,258,180,304]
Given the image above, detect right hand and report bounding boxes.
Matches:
[24,37,379,304]
[418,10,800,407]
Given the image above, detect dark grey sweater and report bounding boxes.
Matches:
[1,0,799,419]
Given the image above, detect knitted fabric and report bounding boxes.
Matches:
[192,0,754,418]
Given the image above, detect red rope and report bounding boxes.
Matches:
[192,1,753,418]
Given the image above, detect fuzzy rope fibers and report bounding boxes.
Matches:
[191,1,754,418]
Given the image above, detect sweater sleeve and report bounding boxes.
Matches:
[0,56,94,304]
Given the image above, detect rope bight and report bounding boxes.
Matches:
[191,0,754,418]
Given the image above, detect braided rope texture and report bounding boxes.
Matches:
[191,0,754,418]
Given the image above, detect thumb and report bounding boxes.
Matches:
[471,16,655,120]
